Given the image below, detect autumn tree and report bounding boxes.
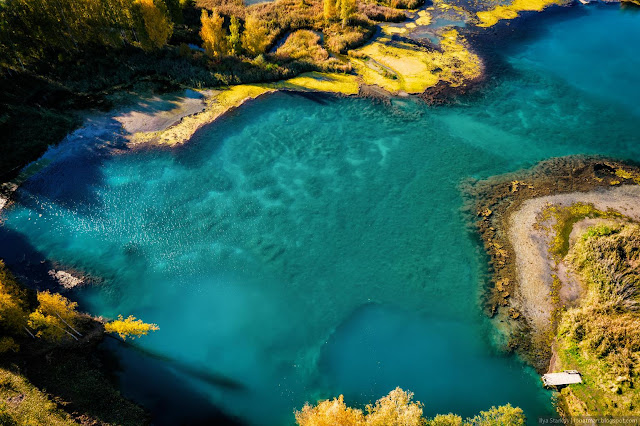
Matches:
[136,0,174,50]
[323,0,336,21]
[241,14,269,57]
[428,414,463,426]
[200,9,228,58]
[28,291,81,341]
[340,0,355,27]
[0,264,28,353]
[466,404,525,426]
[295,388,525,426]
[295,395,365,426]
[105,315,159,340]
[366,387,425,426]
[227,16,241,56]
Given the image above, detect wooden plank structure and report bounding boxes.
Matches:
[542,370,582,388]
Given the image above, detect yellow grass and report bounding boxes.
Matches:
[276,72,360,94]
[415,10,432,25]
[351,29,481,94]
[0,368,76,426]
[382,26,407,35]
[130,84,276,146]
[476,0,565,27]
[130,72,359,147]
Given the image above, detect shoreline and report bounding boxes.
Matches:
[1,0,623,192]
[465,156,640,371]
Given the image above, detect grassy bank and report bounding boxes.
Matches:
[466,157,640,370]
[555,223,640,416]
[0,262,151,425]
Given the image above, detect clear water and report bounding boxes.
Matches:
[2,5,639,425]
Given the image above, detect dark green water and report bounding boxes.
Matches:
[1,5,639,425]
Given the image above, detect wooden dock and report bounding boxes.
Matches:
[542,370,582,388]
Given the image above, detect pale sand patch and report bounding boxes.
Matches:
[114,89,211,135]
[509,185,640,335]
[128,72,361,147]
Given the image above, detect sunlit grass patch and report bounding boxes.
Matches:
[476,0,566,27]
[351,29,481,94]
[555,223,640,416]
[0,368,75,426]
[415,10,432,25]
[277,72,360,94]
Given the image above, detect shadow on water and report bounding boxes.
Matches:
[0,226,245,425]
[111,335,247,392]
[0,226,61,291]
[12,117,130,212]
[104,337,246,426]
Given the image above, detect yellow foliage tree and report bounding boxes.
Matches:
[200,9,228,58]
[295,389,525,426]
[428,414,463,426]
[466,404,525,426]
[323,0,336,20]
[0,263,29,352]
[27,291,81,341]
[340,0,355,27]
[295,394,365,426]
[0,283,27,335]
[27,310,68,341]
[228,16,241,56]
[36,291,79,329]
[137,0,174,50]
[241,15,270,57]
[105,315,159,340]
[366,387,425,426]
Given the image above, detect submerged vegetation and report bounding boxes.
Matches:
[295,387,526,425]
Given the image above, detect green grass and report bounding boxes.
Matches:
[0,367,76,426]
[540,202,623,258]
[555,222,640,416]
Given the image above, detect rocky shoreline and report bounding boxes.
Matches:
[464,156,640,371]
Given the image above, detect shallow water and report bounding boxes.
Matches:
[2,4,640,425]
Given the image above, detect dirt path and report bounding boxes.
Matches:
[508,185,640,343]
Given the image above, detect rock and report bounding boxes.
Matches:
[48,270,84,289]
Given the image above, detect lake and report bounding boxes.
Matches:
[1,4,639,425]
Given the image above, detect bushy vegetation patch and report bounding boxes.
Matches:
[557,223,640,416]
[358,3,406,22]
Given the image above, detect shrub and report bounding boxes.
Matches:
[324,20,374,53]
[105,315,160,339]
[358,3,406,22]
[275,30,329,62]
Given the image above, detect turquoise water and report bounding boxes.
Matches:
[2,5,640,425]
